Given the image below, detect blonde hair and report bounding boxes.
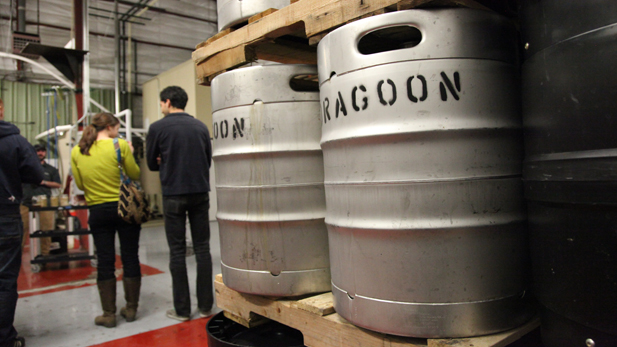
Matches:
[78,112,119,155]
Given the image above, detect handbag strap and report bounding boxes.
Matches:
[113,138,130,184]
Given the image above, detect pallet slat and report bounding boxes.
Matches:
[248,8,280,24]
[294,292,335,316]
[214,274,540,347]
[195,44,256,85]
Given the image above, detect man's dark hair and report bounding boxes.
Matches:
[160,86,188,110]
[34,144,46,152]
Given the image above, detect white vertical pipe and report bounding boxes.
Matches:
[82,0,90,121]
[114,0,120,115]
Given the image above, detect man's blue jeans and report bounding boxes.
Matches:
[0,215,23,346]
[163,193,213,317]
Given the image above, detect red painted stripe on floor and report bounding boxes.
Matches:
[89,317,212,347]
[18,249,163,297]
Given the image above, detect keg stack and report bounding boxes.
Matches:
[521,1,617,346]
[211,65,331,297]
[317,9,534,338]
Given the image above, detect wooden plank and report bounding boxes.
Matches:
[194,45,256,85]
[214,274,540,347]
[308,31,329,46]
[253,37,317,64]
[293,292,335,316]
[197,28,233,49]
[223,310,270,328]
[249,8,279,24]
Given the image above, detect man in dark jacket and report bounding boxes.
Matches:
[146,86,213,321]
[0,98,44,347]
[20,144,62,254]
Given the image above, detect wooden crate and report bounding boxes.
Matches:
[214,274,540,347]
[192,0,516,85]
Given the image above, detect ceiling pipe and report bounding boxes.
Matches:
[97,0,217,25]
[127,0,158,95]
[81,0,91,123]
[114,0,120,114]
[16,0,27,71]
[73,0,88,123]
[17,0,26,32]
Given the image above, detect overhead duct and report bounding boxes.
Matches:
[13,0,41,60]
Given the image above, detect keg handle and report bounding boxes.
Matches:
[320,11,443,80]
[349,11,445,58]
[356,24,423,56]
[288,74,319,93]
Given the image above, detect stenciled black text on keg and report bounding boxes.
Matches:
[321,70,462,124]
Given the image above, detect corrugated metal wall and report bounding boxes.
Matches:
[0,80,114,143]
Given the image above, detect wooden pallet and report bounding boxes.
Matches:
[192,0,515,85]
[214,274,540,347]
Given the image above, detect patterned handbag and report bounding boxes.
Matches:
[114,138,151,224]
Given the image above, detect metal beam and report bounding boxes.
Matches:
[89,13,146,25]
[97,0,217,25]
[103,0,165,12]
[88,6,152,21]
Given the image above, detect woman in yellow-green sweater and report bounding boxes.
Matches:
[70,113,142,328]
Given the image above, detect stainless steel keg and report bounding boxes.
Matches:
[211,64,330,296]
[521,1,617,345]
[318,9,533,338]
[217,0,290,31]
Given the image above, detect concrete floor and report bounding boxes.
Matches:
[15,219,222,347]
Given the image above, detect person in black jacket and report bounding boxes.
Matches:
[0,98,44,347]
[146,86,213,321]
[20,144,62,254]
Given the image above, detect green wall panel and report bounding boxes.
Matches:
[0,80,114,144]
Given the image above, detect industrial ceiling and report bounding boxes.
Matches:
[0,0,218,91]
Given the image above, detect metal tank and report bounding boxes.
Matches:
[217,0,290,31]
[521,1,617,346]
[317,9,534,338]
[211,64,330,296]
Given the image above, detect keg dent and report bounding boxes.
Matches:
[211,65,331,297]
[318,8,533,338]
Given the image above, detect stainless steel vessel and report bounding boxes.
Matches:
[318,9,533,338]
[217,0,290,31]
[211,64,330,296]
[521,1,617,345]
